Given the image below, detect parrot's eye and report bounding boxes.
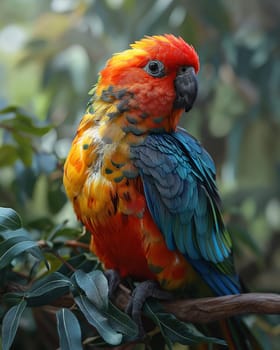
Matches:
[144,60,165,78]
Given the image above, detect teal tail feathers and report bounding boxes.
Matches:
[220,317,262,350]
[190,317,262,350]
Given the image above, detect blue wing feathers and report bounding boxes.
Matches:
[184,224,200,259]
[131,129,240,295]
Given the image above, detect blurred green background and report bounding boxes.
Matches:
[0,0,279,348]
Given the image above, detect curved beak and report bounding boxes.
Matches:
[174,67,198,112]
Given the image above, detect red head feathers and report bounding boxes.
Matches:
[99,34,199,85]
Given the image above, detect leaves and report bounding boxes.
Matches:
[144,300,226,349]
[0,207,22,232]
[25,272,73,306]
[73,269,108,310]
[0,209,44,268]
[2,300,27,350]
[74,294,123,345]
[0,106,52,136]
[105,302,138,340]
[56,309,83,350]
[157,313,226,346]
[58,253,97,276]
[0,209,268,350]
[0,230,41,269]
[0,145,19,166]
[72,270,139,344]
[47,177,67,214]
[0,106,52,166]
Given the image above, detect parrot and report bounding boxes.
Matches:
[63,34,260,349]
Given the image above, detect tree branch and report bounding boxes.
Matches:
[114,288,280,323]
[163,293,280,323]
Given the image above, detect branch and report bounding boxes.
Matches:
[163,293,280,323]
[114,288,280,323]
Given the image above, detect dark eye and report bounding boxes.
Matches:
[144,60,165,78]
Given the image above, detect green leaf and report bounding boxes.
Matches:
[230,226,261,256]
[0,106,32,118]
[144,301,173,350]
[0,145,19,166]
[3,292,25,305]
[0,208,22,232]
[25,272,73,306]
[73,270,108,310]
[0,228,29,240]
[47,178,67,214]
[0,228,44,264]
[0,106,51,136]
[0,235,39,269]
[105,302,138,339]
[12,132,33,166]
[2,300,27,350]
[14,163,37,201]
[56,309,83,350]
[58,254,97,276]
[157,313,226,346]
[0,227,45,264]
[74,294,122,345]
[28,246,46,263]
[50,227,83,241]
[144,301,226,347]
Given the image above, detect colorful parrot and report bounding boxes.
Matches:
[63,34,259,349]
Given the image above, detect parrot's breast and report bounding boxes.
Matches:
[63,119,196,290]
[84,200,196,292]
[85,212,156,280]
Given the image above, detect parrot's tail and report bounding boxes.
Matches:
[192,317,262,350]
[221,317,262,350]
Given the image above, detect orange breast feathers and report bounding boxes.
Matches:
[63,112,196,291]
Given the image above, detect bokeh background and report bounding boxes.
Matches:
[0,0,279,348]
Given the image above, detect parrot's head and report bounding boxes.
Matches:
[93,34,199,135]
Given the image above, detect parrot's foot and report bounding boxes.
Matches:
[104,269,121,297]
[126,280,173,337]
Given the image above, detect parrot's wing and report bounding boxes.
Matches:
[131,128,240,295]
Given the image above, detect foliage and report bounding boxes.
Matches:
[0,206,227,349]
[0,0,279,349]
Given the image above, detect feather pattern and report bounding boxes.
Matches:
[131,129,240,295]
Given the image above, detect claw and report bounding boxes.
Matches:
[126,280,173,337]
[104,269,121,297]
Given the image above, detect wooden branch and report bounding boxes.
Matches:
[114,288,280,323]
[163,293,280,323]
